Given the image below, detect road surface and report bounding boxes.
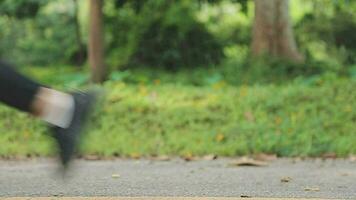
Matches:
[0,158,355,199]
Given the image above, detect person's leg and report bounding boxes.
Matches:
[0,60,41,113]
[0,60,97,168]
[0,60,75,128]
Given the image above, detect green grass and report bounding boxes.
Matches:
[0,67,355,157]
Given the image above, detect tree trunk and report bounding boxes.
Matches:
[89,0,106,83]
[73,0,85,66]
[252,0,303,62]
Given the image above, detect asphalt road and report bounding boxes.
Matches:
[0,158,355,199]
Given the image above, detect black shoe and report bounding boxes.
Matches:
[51,91,97,168]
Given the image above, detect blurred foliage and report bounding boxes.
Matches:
[198,0,249,15]
[295,0,356,74]
[106,0,224,70]
[0,0,48,19]
[0,0,83,65]
[1,0,356,77]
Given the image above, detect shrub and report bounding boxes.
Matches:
[106,0,224,70]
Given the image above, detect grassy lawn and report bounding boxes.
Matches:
[0,67,355,157]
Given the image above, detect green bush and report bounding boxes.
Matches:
[295,1,356,71]
[0,0,80,66]
[0,0,47,19]
[106,0,224,70]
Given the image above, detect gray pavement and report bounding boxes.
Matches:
[0,158,355,198]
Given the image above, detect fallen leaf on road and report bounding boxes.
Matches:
[340,173,349,176]
[182,152,196,161]
[292,157,303,163]
[111,174,120,179]
[203,154,218,160]
[322,152,337,159]
[83,155,101,161]
[130,153,141,159]
[51,192,64,197]
[254,153,277,161]
[349,155,356,162]
[304,187,320,192]
[281,176,292,183]
[229,157,268,167]
[240,194,252,198]
[151,155,171,161]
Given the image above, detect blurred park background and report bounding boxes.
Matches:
[0,0,355,158]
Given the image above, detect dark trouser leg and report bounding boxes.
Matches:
[0,60,41,113]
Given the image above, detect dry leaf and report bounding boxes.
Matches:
[154,79,161,85]
[83,155,101,161]
[152,155,171,161]
[215,133,225,142]
[183,157,196,161]
[244,111,255,122]
[292,157,303,163]
[254,153,277,162]
[229,157,268,167]
[108,96,122,103]
[148,92,158,102]
[340,173,349,176]
[111,174,120,179]
[304,187,320,192]
[130,153,141,159]
[182,152,196,161]
[274,116,282,125]
[212,81,227,90]
[322,153,337,159]
[349,155,356,162]
[203,154,218,161]
[281,176,292,183]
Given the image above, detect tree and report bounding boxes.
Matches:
[88,0,106,83]
[72,0,85,66]
[251,0,304,62]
